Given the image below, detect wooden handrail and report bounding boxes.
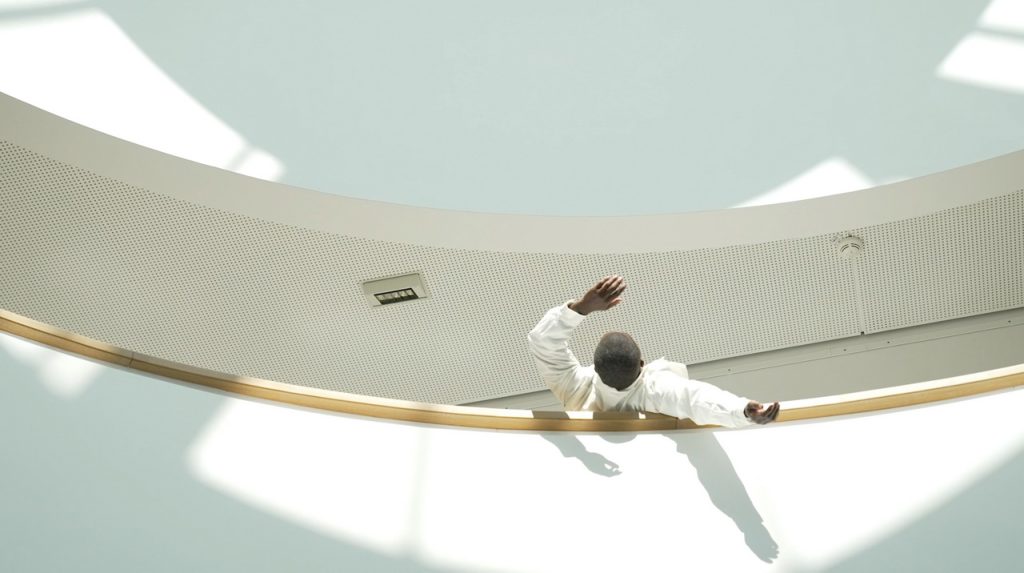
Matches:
[3,308,1022,431]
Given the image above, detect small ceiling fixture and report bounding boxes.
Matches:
[836,235,865,260]
[362,273,429,306]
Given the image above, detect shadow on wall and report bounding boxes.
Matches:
[2,0,1022,214]
[541,431,780,563]
[0,342,454,573]
[668,433,780,563]
[541,432,622,477]
[543,416,1024,571]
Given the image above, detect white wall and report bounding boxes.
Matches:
[1,1,1021,215]
[3,330,1022,572]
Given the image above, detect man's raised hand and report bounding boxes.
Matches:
[569,275,626,316]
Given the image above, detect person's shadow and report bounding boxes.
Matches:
[540,430,778,562]
[667,432,780,563]
[540,433,622,477]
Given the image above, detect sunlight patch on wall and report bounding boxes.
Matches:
[180,374,1024,571]
[733,157,874,208]
[0,7,284,180]
[186,398,422,553]
[229,148,286,182]
[0,0,82,9]
[0,332,101,398]
[938,32,1024,94]
[939,0,1024,97]
[980,0,1024,35]
[721,388,1024,571]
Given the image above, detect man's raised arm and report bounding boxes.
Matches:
[527,276,627,405]
[526,302,586,380]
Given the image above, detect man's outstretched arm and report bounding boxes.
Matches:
[648,378,781,428]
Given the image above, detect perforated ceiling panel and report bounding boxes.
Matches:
[853,192,1024,332]
[2,140,1022,404]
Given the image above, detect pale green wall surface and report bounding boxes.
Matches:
[1,0,1022,214]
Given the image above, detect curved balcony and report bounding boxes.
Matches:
[3,91,1023,430]
[3,80,1024,572]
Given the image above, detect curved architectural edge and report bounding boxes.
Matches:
[4,308,1023,431]
[2,91,1023,254]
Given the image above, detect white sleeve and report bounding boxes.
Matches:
[645,376,754,428]
[526,302,590,408]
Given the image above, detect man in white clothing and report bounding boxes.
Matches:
[528,275,780,427]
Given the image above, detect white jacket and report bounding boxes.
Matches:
[528,302,753,428]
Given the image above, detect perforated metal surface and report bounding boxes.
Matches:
[853,192,1024,332]
[2,140,1022,404]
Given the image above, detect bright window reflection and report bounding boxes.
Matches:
[230,148,286,182]
[940,0,1024,95]
[0,332,101,398]
[980,0,1024,34]
[0,6,284,180]
[183,383,1024,571]
[938,32,1024,94]
[718,391,1024,570]
[0,0,82,8]
[734,158,874,208]
[187,399,424,553]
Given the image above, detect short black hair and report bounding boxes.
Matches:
[594,332,642,390]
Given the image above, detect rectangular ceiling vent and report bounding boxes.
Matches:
[362,273,429,306]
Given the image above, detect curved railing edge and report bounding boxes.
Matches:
[3,309,1022,432]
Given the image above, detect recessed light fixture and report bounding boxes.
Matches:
[362,273,429,306]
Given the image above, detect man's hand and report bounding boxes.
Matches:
[745,401,781,425]
[568,275,626,316]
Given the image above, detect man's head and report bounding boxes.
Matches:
[594,331,644,390]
